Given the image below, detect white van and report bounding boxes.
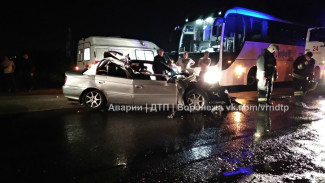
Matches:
[305,27,325,79]
[76,36,160,70]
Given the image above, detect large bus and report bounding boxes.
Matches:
[178,7,311,86]
[305,27,325,79]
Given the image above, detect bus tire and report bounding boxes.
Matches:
[247,67,257,86]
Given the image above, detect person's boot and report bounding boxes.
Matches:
[258,102,267,107]
[294,98,303,107]
[300,102,310,109]
[295,96,308,108]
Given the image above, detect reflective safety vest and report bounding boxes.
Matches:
[294,91,304,96]
[258,98,267,102]
[292,73,305,80]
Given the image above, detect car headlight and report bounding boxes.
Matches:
[204,67,222,84]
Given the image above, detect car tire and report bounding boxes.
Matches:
[83,90,106,111]
[184,89,209,112]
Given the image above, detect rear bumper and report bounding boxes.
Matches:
[62,85,84,101]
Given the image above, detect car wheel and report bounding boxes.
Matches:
[83,90,106,110]
[185,89,209,112]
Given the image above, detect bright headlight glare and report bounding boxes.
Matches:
[205,17,214,23]
[196,19,203,24]
[235,66,245,75]
[204,67,221,84]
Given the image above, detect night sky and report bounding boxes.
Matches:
[2,0,325,57]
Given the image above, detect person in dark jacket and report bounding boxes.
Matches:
[292,51,315,108]
[153,48,169,80]
[256,44,279,105]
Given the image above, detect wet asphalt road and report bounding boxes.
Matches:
[3,86,325,182]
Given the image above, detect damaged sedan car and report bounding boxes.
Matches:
[63,51,239,111]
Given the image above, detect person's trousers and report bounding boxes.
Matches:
[257,78,273,104]
[293,77,307,104]
[3,73,16,91]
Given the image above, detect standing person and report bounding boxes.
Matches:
[21,53,35,91]
[153,48,169,80]
[1,56,16,92]
[256,44,279,105]
[292,51,316,108]
[176,52,195,76]
[198,51,211,80]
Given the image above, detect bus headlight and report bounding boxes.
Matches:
[204,67,222,84]
[235,66,245,77]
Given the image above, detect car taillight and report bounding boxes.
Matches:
[64,76,67,85]
[92,60,100,65]
[74,66,80,71]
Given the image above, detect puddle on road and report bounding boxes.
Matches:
[60,95,325,182]
[129,97,325,182]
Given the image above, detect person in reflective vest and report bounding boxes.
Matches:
[256,44,279,105]
[292,52,315,108]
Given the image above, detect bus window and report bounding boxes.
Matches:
[250,20,262,40]
[184,25,195,33]
[180,34,195,53]
[245,17,268,42]
[179,18,217,53]
[223,14,245,53]
[203,25,212,40]
[310,28,325,42]
[292,28,306,46]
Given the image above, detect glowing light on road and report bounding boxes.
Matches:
[318,100,325,111]
[190,146,211,160]
[234,112,241,123]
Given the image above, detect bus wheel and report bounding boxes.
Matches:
[247,67,257,86]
